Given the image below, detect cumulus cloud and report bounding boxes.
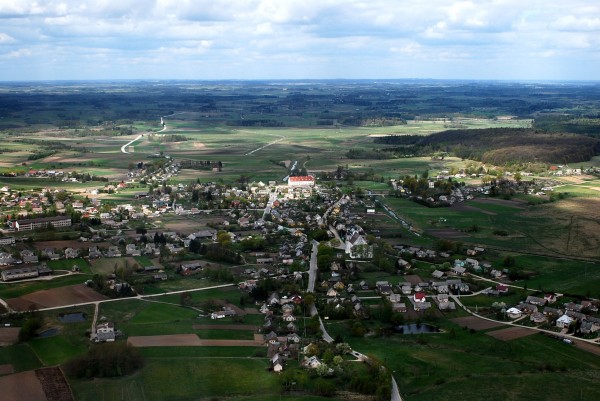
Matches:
[0,0,598,80]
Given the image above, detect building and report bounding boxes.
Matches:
[95,322,116,342]
[13,216,72,231]
[288,176,315,187]
[0,237,15,246]
[1,265,52,282]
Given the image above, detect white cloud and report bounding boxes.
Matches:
[0,33,16,43]
[0,0,598,80]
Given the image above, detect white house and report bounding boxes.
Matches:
[556,315,574,329]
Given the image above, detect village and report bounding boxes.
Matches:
[1,166,599,384]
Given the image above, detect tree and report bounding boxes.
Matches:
[217,231,232,247]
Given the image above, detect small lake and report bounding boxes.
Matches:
[58,312,86,323]
[37,327,59,338]
[394,323,440,334]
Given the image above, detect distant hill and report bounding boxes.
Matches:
[377,128,600,164]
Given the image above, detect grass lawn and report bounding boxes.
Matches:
[47,258,91,273]
[327,318,600,401]
[29,334,89,366]
[133,255,156,267]
[0,344,43,372]
[69,358,279,401]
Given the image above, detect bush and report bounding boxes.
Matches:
[64,342,143,378]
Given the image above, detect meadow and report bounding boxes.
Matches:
[324,320,600,401]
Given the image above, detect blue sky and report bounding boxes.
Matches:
[0,0,599,81]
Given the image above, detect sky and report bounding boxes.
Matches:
[0,0,599,81]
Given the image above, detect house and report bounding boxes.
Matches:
[42,248,60,260]
[506,307,522,319]
[358,280,369,290]
[64,248,79,259]
[376,281,392,295]
[0,236,15,246]
[20,250,38,264]
[106,246,121,258]
[125,244,141,256]
[581,300,599,313]
[326,288,338,297]
[525,296,546,306]
[489,269,502,278]
[268,292,280,306]
[94,322,115,342]
[303,355,323,369]
[413,292,426,303]
[397,258,411,269]
[544,293,558,304]
[496,284,509,294]
[401,284,412,295]
[414,301,431,311]
[530,312,547,324]
[282,314,296,322]
[271,353,284,373]
[345,231,373,259]
[543,307,563,318]
[452,266,466,275]
[211,309,237,319]
[519,303,538,314]
[580,317,600,334]
[88,246,102,259]
[556,315,574,329]
[431,270,445,279]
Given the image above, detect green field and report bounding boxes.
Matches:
[325,320,600,401]
[0,274,92,299]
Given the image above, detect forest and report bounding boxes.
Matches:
[375,128,600,164]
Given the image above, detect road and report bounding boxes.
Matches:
[307,240,319,293]
[244,133,285,155]
[450,294,600,345]
[120,134,143,154]
[262,191,278,220]
[33,283,236,313]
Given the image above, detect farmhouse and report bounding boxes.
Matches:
[211,309,237,319]
[95,322,116,342]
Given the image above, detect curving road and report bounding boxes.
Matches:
[120,134,143,154]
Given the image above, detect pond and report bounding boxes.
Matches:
[37,327,59,338]
[58,312,86,323]
[394,323,440,334]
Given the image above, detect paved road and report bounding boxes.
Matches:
[391,376,403,401]
[307,240,319,293]
[120,134,143,154]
